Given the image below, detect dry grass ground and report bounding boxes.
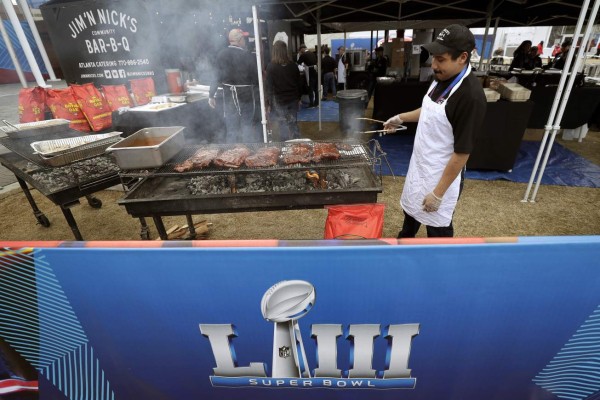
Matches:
[0,107,598,241]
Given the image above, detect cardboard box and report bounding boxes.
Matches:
[390,39,405,69]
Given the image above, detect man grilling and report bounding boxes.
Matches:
[383,24,486,238]
[209,28,260,143]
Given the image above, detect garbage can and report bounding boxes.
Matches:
[337,89,368,134]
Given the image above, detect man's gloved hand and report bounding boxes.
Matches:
[208,97,216,109]
[422,192,442,212]
[383,114,403,134]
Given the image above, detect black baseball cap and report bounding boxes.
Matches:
[422,24,475,55]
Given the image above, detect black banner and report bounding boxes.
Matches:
[40,0,166,92]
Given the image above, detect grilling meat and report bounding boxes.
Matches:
[213,145,252,168]
[283,154,312,164]
[312,142,341,162]
[335,142,353,151]
[283,142,313,164]
[174,147,220,172]
[245,147,281,168]
[289,142,312,156]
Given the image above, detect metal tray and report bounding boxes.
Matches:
[106,126,185,169]
[31,132,123,157]
[37,138,122,167]
[1,119,71,139]
[129,103,186,112]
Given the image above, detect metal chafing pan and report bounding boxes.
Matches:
[106,126,185,169]
[31,132,123,157]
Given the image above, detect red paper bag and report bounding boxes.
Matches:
[70,83,112,131]
[129,77,156,106]
[102,84,132,111]
[18,87,46,123]
[45,88,91,132]
[324,203,385,239]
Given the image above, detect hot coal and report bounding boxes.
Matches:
[29,155,119,191]
[185,168,366,195]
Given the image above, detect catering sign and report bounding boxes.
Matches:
[40,0,162,87]
[0,237,599,400]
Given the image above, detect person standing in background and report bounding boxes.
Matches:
[297,44,318,108]
[367,46,389,99]
[527,47,542,69]
[537,41,544,56]
[208,28,260,143]
[509,40,532,71]
[265,41,302,141]
[550,38,572,70]
[335,46,348,92]
[321,47,337,101]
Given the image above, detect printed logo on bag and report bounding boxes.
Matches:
[200,280,419,390]
[342,215,368,227]
[89,96,104,108]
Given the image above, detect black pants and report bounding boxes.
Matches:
[398,211,454,238]
[398,168,465,238]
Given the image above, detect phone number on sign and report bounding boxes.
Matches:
[118,59,150,67]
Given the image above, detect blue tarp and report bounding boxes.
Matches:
[377,133,600,188]
[0,20,48,74]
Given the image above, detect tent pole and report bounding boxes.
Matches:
[252,5,268,143]
[1,0,47,87]
[488,17,500,70]
[370,30,373,60]
[343,31,347,90]
[0,19,27,87]
[478,0,494,71]
[530,0,599,202]
[317,8,322,131]
[17,0,58,81]
[522,0,591,202]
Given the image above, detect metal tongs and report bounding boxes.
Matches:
[354,117,407,136]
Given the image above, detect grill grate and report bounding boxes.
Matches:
[119,140,378,177]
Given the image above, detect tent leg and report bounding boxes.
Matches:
[1,0,47,88]
[0,19,27,87]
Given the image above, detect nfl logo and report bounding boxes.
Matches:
[279,346,290,358]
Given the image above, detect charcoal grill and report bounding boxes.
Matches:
[118,140,385,240]
[0,128,122,240]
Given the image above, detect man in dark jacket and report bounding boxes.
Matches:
[208,28,260,143]
[297,44,318,108]
[321,47,337,100]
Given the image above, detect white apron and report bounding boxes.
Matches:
[400,67,470,227]
[337,55,346,84]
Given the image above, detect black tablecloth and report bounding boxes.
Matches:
[528,85,600,129]
[112,99,224,143]
[467,100,534,171]
[372,79,428,135]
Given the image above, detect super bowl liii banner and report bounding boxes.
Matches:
[40,0,162,87]
[0,237,599,399]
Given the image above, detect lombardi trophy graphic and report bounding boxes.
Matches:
[261,280,315,378]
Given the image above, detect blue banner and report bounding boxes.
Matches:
[0,237,599,399]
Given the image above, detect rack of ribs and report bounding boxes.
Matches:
[174,147,220,172]
[283,142,312,164]
[312,142,341,162]
[213,145,252,168]
[245,147,281,168]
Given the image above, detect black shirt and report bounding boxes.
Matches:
[428,71,486,154]
[209,46,258,98]
[265,62,301,105]
[321,55,336,74]
[297,50,317,67]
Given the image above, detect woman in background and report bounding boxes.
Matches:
[265,41,302,141]
[509,40,532,71]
